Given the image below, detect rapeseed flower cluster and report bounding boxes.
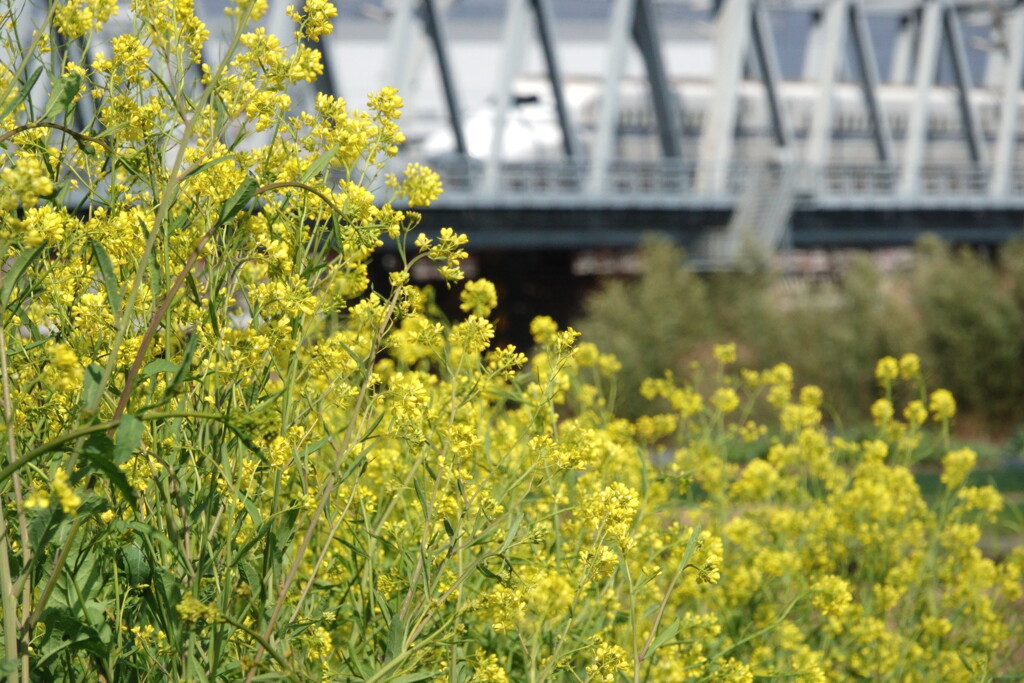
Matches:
[1,4,1020,681]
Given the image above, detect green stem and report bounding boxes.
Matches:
[364,615,455,683]
[0,501,20,683]
[0,420,120,486]
[219,614,293,674]
[20,517,85,643]
[0,121,112,151]
[0,307,30,682]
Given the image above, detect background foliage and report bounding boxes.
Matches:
[577,234,1024,436]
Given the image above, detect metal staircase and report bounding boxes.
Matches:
[698,152,797,268]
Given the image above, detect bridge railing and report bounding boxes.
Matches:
[421,157,1019,204]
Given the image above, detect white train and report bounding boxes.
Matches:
[418,74,1023,165]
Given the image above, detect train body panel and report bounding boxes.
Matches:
[419,75,1024,166]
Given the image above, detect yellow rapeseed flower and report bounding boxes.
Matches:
[875,356,899,383]
[929,389,957,421]
[712,342,736,365]
[941,447,976,490]
[176,595,220,623]
[799,385,823,408]
[711,387,740,414]
[398,162,443,207]
[870,398,894,426]
[898,352,921,379]
[586,641,629,683]
[460,279,498,317]
[51,468,81,514]
[903,400,928,426]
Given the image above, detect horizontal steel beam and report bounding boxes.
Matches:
[760,0,1014,11]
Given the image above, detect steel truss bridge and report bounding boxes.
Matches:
[343,0,1024,258]
[15,0,1024,257]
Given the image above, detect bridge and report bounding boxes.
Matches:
[326,0,1024,259]
[16,0,1024,259]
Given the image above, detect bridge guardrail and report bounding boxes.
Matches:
[420,157,1019,204]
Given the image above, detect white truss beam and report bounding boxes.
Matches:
[697,0,750,193]
[889,11,917,84]
[899,0,941,195]
[385,0,422,100]
[990,5,1024,196]
[484,0,529,193]
[803,10,827,80]
[806,0,848,168]
[587,0,637,194]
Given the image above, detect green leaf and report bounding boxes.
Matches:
[300,436,330,459]
[94,121,129,138]
[216,174,259,227]
[81,432,138,507]
[166,212,189,236]
[390,673,439,683]
[498,512,524,553]
[0,244,45,309]
[180,153,236,183]
[113,414,144,465]
[164,333,198,398]
[119,545,152,585]
[372,587,393,622]
[0,65,43,120]
[43,72,82,120]
[300,143,339,183]
[81,363,104,409]
[89,239,122,312]
[242,496,263,528]
[646,618,681,654]
[383,613,406,664]
[681,523,702,569]
[239,561,262,597]
[0,660,18,674]
[475,564,501,581]
[38,606,106,659]
[412,478,428,519]
[223,420,262,456]
[76,494,108,517]
[143,359,178,377]
[27,504,62,551]
[212,93,228,138]
[207,287,221,337]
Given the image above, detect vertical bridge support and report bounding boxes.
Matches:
[849,0,894,162]
[697,0,750,194]
[806,0,847,172]
[991,5,1024,196]
[588,0,682,194]
[485,0,581,193]
[900,0,942,195]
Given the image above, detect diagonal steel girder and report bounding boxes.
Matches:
[420,0,467,155]
[633,0,683,158]
[848,0,894,162]
[529,0,581,159]
[943,4,986,164]
[750,0,791,148]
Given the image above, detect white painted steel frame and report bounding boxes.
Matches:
[990,6,1024,196]
[899,0,942,194]
[697,0,751,193]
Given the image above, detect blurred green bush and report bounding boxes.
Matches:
[575,233,1024,437]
